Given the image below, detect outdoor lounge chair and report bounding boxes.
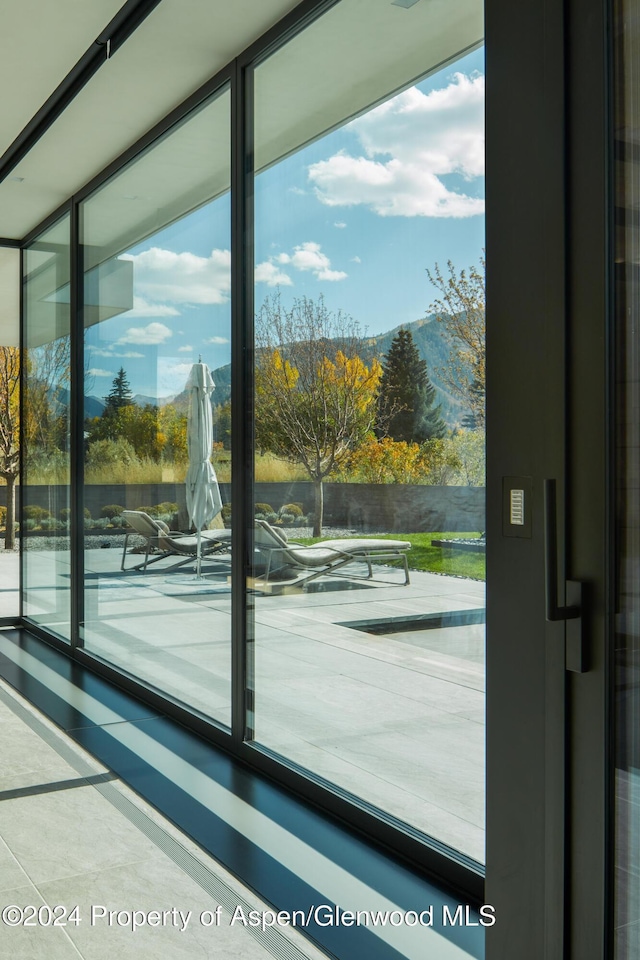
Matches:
[121,510,231,572]
[253,519,411,587]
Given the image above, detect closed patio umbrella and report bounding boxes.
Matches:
[185,361,223,576]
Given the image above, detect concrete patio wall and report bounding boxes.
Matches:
[2,482,485,533]
[251,482,484,532]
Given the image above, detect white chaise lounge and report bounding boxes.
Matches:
[253,519,411,586]
[121,510,231,572]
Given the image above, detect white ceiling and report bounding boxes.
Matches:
[0,0,123,163]
[0,0,301,240]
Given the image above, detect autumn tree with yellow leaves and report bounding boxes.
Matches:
[86,402,166,463]
[331,435,456,485]
[2,339,70,547]
[255,293,382,535]
[0,347,20,549]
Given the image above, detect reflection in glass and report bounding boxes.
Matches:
[80,89,232,726]
[252,0,485,861]
[614,0,640,954]
[0,247,20,618]
[22,216,72,639]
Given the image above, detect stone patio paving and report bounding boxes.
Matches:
[0,549,18,618]
[7,543,486,864]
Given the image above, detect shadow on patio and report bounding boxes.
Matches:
[20,542,486,864]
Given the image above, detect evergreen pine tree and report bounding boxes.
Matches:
[103,367,134,415]
[460,377,484,429]
[377,328,446,442]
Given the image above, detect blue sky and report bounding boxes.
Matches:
[85,47,485,400]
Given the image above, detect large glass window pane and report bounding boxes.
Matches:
[251,0,485,861]
[81,89,232,726]
[23,216,71,638]
[0,247,20,618]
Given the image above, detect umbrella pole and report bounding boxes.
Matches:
[196,529,202,578]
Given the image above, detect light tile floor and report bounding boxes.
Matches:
[0,677,327,960]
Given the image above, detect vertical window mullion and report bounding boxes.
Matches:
[18,247,24,622]
[70,199,84,648]
[231,57,255,744]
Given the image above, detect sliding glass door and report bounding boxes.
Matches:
[249,0,486,865]
[79,86,233,726]
[22,215,72,640]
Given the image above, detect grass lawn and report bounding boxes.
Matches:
[297,532,486,581]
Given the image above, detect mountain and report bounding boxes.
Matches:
[80,392,182,417]
[51,388,105,419]
[202,316,463,427]
[84,394,106,418]
[135,317,465,428]
[58,319,464,427]
[132,393,177,409]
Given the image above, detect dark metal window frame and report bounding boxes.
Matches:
[13,0,495,909]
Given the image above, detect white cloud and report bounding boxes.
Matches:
[178,345,193,353]
[334,221,347,229]
[351,255,362,263]
[272,242,347,282]
[255,260,293,287]
[157,358,201,396]
[121,247,231,305]
[87,368,114,378]
[204,336,229,345]
[89,347,144,359]
[308,73,484,218]
[117,322,172,346]
[318,268,348,281]
[124,295,180,318]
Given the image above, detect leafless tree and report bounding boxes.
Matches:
[427,255,486,429]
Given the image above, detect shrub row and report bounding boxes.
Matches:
[223,502,310,526]
[5,500,308,532]
[14,501,180,532]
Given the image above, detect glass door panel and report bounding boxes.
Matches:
[80,88,233,727]
[250,0,486,862]
[22,215,72,640]
[0,246,20,618]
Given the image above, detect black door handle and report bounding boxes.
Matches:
[543,479,585,672]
